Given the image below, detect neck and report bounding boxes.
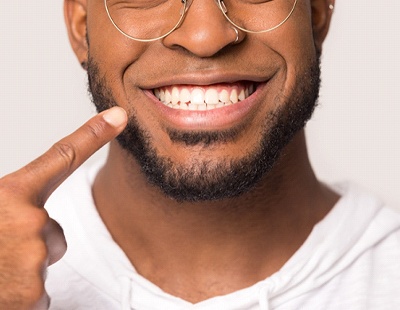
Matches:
[92,130,338,302]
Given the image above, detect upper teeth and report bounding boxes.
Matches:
[153,84,255,110]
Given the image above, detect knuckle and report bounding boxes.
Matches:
[0,207,49,255]
[15,207,49,233]
[51,141,77,171]
[24,239,49,270]
[0,175,24,200]
[23,282,46,307]
[85,121,107,142]
[27,208,49,232]
[0,207,44,241]
[7,243,49,282]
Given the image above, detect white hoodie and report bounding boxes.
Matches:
[45,163,400,309]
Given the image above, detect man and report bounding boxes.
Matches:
[0,0,399,309]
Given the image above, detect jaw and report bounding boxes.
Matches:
[86,38,321,200]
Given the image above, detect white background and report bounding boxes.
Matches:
[1,1,399,208]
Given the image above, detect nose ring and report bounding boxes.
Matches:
[232,27,239,44]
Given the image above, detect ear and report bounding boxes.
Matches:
[311,0,335,53]
[64,0,88,69]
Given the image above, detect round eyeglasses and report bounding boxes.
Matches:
[105,0,298,42]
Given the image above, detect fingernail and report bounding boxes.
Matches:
[102,107,127,128]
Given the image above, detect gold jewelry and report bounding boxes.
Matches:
[232,27,239,44]
[105,0,298,42]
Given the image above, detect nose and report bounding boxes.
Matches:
[162,0,242,57]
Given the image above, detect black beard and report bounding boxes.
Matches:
[87,56,321,202]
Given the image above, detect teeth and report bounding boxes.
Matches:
[171,87,180,105]
[153,84,255,110]
[230,89,238,104]
[165,89,172,103]
[188,103,198,111]
[205,89,219,104]
[249,84,254,94]
[180,88,191,104]
[219,89,229,103]
[197,103,207,111]
[159,89,165,102]
[191,88,204,105]
[238,89,245,101]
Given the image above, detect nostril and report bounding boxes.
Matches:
[163,24,243,58]
[161,0,244,57]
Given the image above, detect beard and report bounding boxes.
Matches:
[87,56,321,202]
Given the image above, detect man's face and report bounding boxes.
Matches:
[85,0,322,201]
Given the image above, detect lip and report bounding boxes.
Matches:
[140,70,271,89]
[143,81,270,131]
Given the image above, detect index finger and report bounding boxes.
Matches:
[13,106,127,206]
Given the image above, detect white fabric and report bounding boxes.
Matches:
[45,163,400,309]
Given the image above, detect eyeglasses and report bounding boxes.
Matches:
[104,0,298,42]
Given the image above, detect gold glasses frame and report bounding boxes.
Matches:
[104,0,298,42]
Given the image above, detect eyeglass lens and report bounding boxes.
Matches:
[105,0,297,41]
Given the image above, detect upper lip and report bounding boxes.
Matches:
[139,70,274,90]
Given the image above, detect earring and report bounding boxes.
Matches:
[80,61,88,70]
[329,3,334,10]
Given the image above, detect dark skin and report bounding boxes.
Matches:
[95,133,337,302]
[0,108,127,309]
[0,0,337,308]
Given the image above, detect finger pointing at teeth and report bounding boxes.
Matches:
[0,107,127,309]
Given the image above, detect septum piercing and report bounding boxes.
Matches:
[232,27,239,44]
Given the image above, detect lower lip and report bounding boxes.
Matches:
[143,83,268,130]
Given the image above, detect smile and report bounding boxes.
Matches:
[153,82,256,111]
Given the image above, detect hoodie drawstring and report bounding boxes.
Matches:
[120,276,133,310]
[259,285,271,310]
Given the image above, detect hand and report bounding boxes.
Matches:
[0,107,127,309]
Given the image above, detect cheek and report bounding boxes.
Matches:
[86,2,148,84]
[86,3,159,130]
[285,3,317,68]
[265,3,317,89]
[89,39,147,83]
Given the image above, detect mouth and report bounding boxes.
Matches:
[152,82,256,111]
